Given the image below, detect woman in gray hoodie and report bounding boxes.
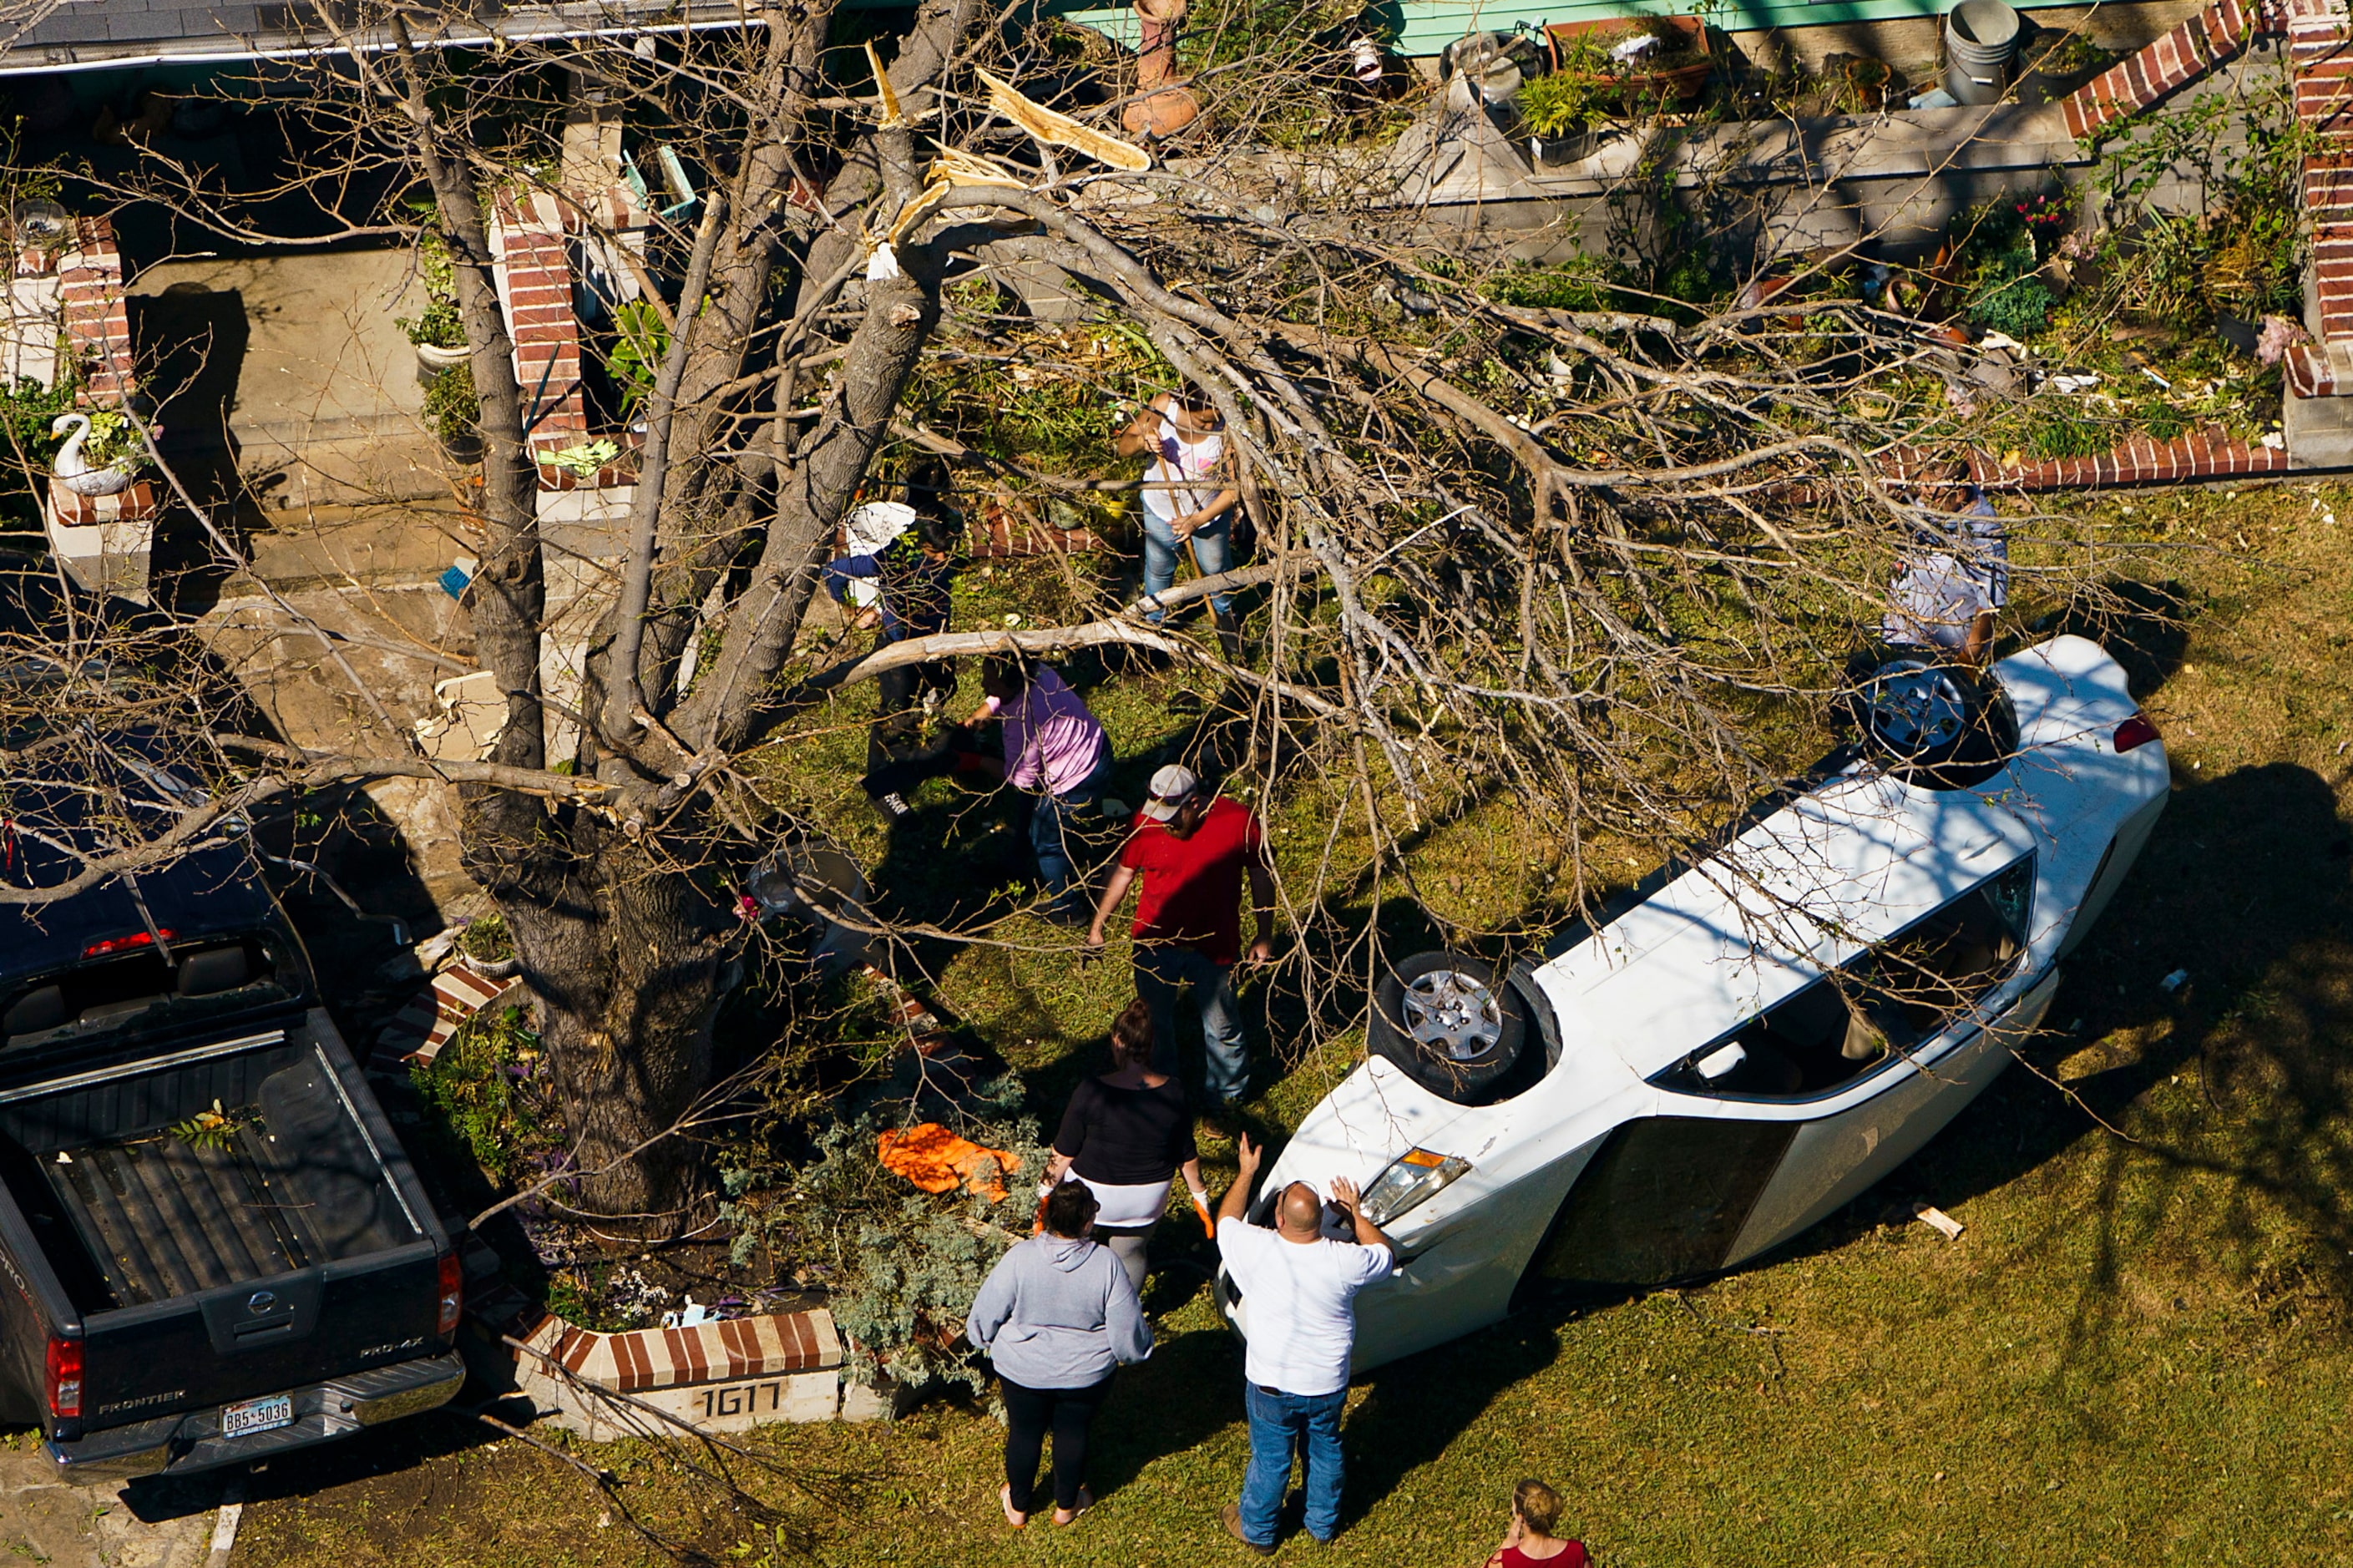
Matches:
[965,1181,1151,1527]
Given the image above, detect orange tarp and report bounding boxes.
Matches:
[877,1123,1020,1202]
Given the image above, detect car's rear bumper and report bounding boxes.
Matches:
[45,1349,466,1483]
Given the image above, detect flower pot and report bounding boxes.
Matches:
[53,461,138,498]
[415,340,469,382]
[1543,16,1713,107]
[1530,130,1612,166]
[440,428,484,465]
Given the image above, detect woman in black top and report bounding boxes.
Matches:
[1043,999,1210,1294]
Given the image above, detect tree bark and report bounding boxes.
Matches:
[498,815,731,1222]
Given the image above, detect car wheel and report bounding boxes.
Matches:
[1369,950,1526,1100]
[1850,657,2016,788]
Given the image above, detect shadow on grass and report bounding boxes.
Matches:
[1086,1323,1245,1500]
[1338,1311,1565,1534]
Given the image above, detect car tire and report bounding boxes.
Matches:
[1369,950,1526,1100]
[1848,656,2016,788]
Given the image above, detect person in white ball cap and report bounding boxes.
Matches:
[1085,763,1276,1110]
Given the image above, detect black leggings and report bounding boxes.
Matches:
[1000,1372,1116,1514]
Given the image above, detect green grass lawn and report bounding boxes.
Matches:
[234,481,2353,1566]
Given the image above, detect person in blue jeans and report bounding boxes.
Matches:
[1212,1133,1397,1553]
[1085,766,1277,1109]
[1115,387,1243,660]
[964,655,1113,920]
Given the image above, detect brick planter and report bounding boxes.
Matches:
[497,1305,900,1440]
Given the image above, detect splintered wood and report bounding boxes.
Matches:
[1913,1202,1966,1241]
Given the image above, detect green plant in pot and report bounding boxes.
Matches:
[422,360,481,461]
[396,231,469,373]
[49,408,152,496]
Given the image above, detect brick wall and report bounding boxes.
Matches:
[1973,427,2291,488]
[487,183,657,484]
[56,215,133,408]
[489,193,592,463]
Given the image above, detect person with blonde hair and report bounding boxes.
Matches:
[1482,1479,1587,1567]
[1040,998,1211,1293]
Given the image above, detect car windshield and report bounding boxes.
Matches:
[1657,856,2034,1099]
[0,933,301,1054]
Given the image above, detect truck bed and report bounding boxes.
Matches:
[51,1112,328,1304]
[1,1036,414,1313]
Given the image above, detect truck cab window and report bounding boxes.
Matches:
[1657,856,2034,1100]
[1,938,286,1051]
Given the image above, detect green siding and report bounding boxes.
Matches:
[1048,0,2083,58]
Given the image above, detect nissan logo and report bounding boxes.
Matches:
[247,1290,278,1315]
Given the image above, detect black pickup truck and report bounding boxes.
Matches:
[0,808,463,1479]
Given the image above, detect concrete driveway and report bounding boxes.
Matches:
[0,1442,225,1567]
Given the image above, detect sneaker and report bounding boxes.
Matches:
[1221,1504,1274,1557]
[870,790,911,820]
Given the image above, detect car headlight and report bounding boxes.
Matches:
[1361,1147,1470,1227]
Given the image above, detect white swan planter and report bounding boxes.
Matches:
[49,412,140,497]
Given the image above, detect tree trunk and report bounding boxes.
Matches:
[486,812,731,1223]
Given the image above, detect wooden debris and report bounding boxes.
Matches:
[1912,1202,1965,1241]
[973,68,1151,173]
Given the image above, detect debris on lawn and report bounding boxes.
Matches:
[1913,1203,1966,1241]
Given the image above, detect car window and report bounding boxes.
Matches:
[0,936,293,1053]
[1656,856,2034,1101]
[1524,1115,1799,1287]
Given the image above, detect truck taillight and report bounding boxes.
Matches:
[44,1337,82,1419]
[436,1250,463,1337]
[2113,714,2160,753]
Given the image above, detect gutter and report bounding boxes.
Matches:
[0,11,753,78]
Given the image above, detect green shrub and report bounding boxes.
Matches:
[718,1084,1047,1396]
[422,360,479,447]
[1970,275,2055,338]
[409,1003,549,1186]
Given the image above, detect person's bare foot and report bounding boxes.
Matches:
[1000,1485,1027,1529]
[1052,1485,1094,1526]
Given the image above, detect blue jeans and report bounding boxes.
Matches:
[1141,508,1232,619]
[1238,1383,1346,1545]
[1031,752,1112,906]
[1134,943,1249,1105]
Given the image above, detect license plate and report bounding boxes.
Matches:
[221,1393,292,1439]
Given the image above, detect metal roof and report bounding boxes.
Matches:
[0,0,757,76]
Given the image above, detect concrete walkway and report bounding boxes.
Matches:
[129,247,447,509]
[0,1444,221,1568]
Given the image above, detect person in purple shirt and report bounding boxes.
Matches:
[966,655,1113,919]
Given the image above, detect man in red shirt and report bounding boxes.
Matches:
[1085,765,1276,1109]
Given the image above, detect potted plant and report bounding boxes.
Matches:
[48,409,150,496]
[1541,17,1713,108]
[423,361,482,463]
[540,438,621,488]
[396,231,469,379]
[1514,62,1618,164]
[458,911,519,979]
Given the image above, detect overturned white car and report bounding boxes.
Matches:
[1222,636,2168,1371]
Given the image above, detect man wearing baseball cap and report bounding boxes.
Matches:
[1085,763,1276,1109]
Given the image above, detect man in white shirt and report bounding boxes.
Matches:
[1214,1133,1397,1552]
